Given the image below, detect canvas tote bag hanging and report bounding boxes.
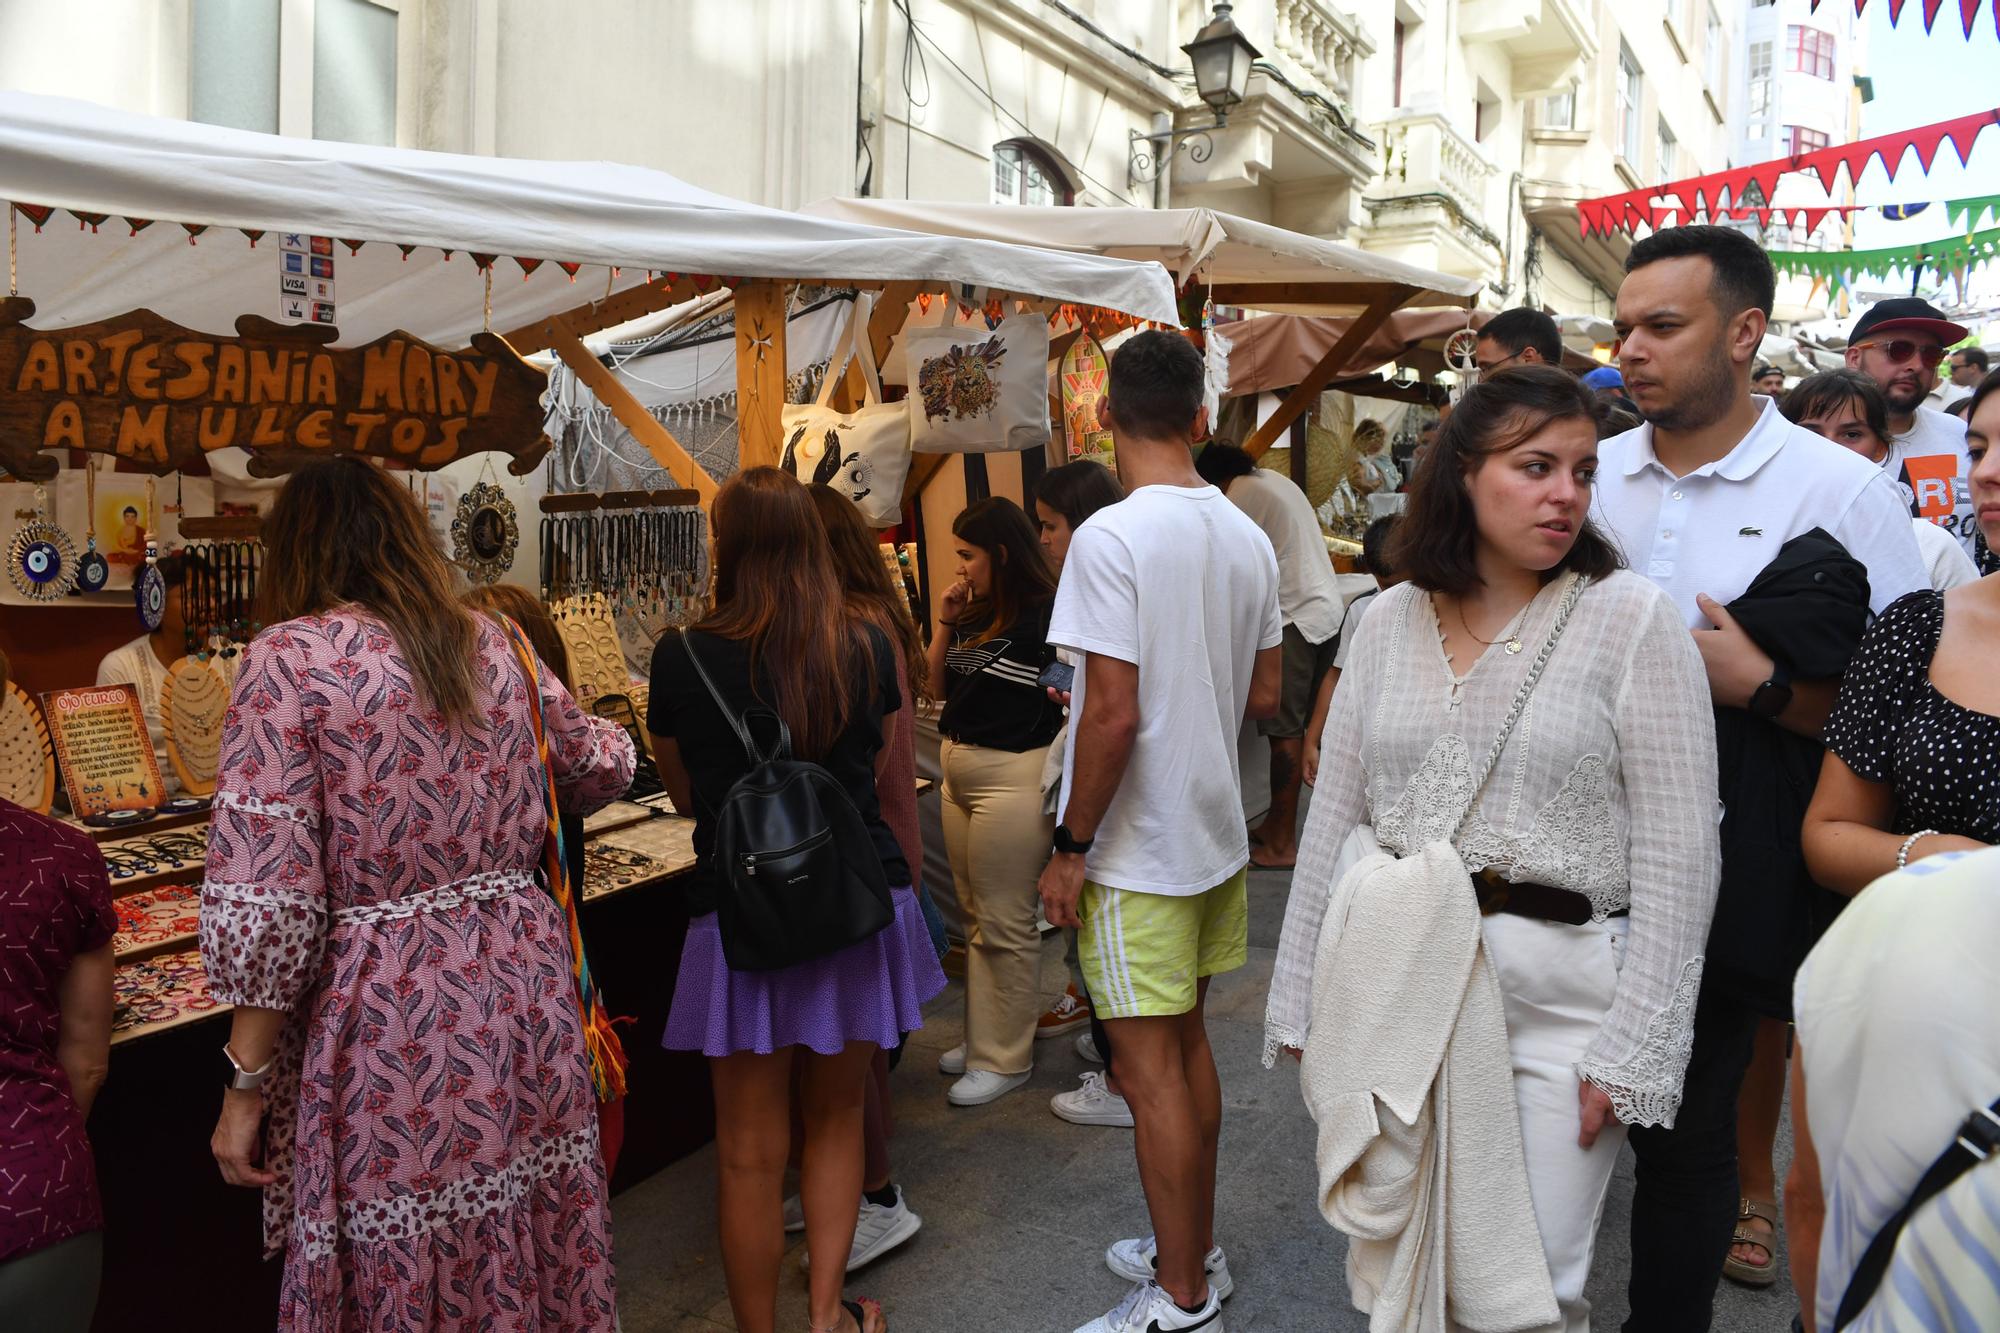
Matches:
[780,293,913,527]
[905,310,1052,454]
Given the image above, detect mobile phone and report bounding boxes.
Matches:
[1038,660,1075,694]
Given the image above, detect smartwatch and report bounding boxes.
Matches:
[223,1044,273,1093]
[1052,823,1095,856]
[1748,659,1793,720]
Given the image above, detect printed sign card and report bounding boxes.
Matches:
[41,682,165,815]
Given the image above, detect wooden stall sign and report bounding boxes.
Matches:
[0,296,553,482]
[40,683,166,816]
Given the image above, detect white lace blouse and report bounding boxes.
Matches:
[1265,571,1720,1128]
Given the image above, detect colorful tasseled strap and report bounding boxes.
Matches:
[501,618,629,1102]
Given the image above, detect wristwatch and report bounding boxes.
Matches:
[223,1044,273,1093]
[1052,823,1095,856]
[1748,659,1793,720]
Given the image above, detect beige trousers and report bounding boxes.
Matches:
[939,737,1055,1075]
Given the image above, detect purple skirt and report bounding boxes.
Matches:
[664,886,948,1057]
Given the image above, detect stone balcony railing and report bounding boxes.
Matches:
[1370,111,1497,219]
[1269,0,1375,106]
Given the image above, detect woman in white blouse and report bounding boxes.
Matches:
[1267,367,1720,1330]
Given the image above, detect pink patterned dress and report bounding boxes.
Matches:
[198,609,635,1332]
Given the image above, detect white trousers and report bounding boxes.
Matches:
[1473,912,1630,1333]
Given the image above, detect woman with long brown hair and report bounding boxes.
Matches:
[199,458,637,1331]
[648,468,945,1333]
[925,497,1063,1106]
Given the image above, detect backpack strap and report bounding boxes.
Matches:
[677,628,794,763]
[1832,1094,2000,1329]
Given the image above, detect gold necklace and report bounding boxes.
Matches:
[1454,597,1525,655]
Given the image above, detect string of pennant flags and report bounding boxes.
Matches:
[1816,0,2000,38]
[1576,108,2000,238]
[1767,223,2000,288]
[1610,191,2000,237]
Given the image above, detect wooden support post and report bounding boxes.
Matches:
[904,452,951,504]
[540,316,719,507]
[1242,286,1417,459]
[734,281,791,470]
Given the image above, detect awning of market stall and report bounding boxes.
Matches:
[806,197,1480,455]
[1214,308,1608,399]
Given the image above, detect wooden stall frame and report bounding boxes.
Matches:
[1241,285,1419,459]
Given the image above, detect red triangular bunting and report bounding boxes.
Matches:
[70,211,108,232]
[1921,0,1944,30]
[181,224,207,245]
[1961,0,1980,36]
[469,252,497,272]
[396,244,417,261]
[14,204,54,231]
[556,261,581,280]
[1800,209,1832,235]
[124,217,153,236]
[1755,208,1774,227]
[514,256,543,277]
[339,238,365,256]
[241,229,264,248]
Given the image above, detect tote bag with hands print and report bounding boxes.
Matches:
[905,312,1052,454]
[780,293,913,527]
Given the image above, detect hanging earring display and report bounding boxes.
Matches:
[8,486,79,600]
[451,481,519,585]
[74,461,110,593]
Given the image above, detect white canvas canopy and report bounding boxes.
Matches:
[0,93,1180,348]
[804,197,1481,312]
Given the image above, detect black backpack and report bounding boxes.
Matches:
[679,630,892,972]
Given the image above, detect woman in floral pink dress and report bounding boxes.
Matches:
[200,459,635,1331]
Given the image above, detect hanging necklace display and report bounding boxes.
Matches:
[159,655,228,797]
[74,460,110,593]
[135,481,165,631]
[451,477,519,586]
[8,485,79,600]
[0,681,57,815]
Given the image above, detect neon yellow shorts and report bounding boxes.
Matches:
[1078,870,1249,1020]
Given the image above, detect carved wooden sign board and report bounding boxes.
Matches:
[0,296,553,482]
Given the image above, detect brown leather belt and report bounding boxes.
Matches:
[1473,867,1624,926]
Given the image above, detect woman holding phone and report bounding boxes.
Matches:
[928,497,1063,1107]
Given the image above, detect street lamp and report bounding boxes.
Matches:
[1130,3,1263,186]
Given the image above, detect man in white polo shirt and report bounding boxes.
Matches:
[1844,297,1983,569]
[1595,224,1927,1333]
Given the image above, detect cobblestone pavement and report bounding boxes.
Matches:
[614,866,1799,1331]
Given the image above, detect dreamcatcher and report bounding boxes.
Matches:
[1444,322,1481,405]
[451,476,519,586]
[0,681,56,814]
[159,656,228,797]
[74,460,110,593]
[8,485,78,600]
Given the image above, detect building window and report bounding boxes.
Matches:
[1539,86,1577,131]
[1617,45,1644,164]
[1787,24,1836,81]
[991,140,1071,207]
[313,0,399,146]
[1785,125,1831,156]
[1747,41,1773,140]
[1393,20,1406,107]
[191,0,281,132]
[1705,7,1725,92]
[1658,120,1678,180]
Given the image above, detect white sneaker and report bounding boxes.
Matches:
[1105,1236,1234,1301]
[1076,1031,1104,1064]
[1051,1071,1134,1127]
[947,1068,1031,1106]
[782,1194,805,1233]
[796,1186,924,1273]
[937,1044,966,1075]
[1073,1280,1223,1332]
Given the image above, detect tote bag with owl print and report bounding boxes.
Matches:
[781,294,913,527]
[905,313,1051,454]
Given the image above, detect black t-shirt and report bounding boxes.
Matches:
[647,625,907,915]
[938,600,1062,752]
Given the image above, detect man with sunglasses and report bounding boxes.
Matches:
[1845,298,1981,566]
[1473,307,1565,377]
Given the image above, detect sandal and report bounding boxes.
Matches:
[1722,1196,1780,1288]
[811,1298,886,1333]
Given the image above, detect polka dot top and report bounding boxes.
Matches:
[1823,590,2000,843]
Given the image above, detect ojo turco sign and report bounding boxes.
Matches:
[0,295,552,481]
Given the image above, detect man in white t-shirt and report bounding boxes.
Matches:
[1595,225,1928,1332]
[1845,298,1983,566]
[1041,331,1282,1333]
[1192,442,1343,869]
